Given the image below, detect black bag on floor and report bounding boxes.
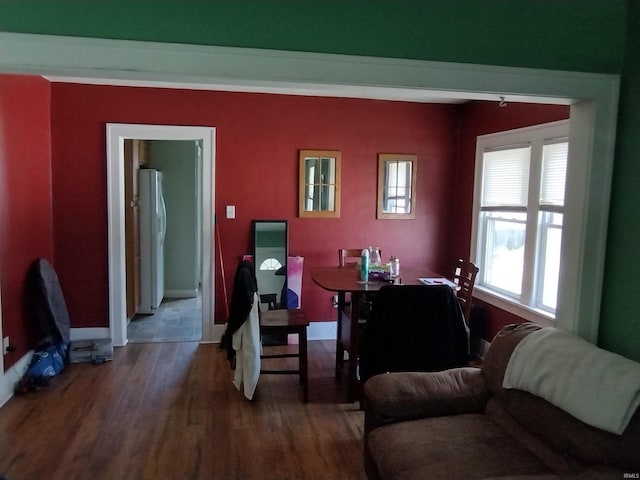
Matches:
[15,258,71,394]
[32,258,71,346]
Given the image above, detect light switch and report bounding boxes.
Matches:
[226,205,236,219]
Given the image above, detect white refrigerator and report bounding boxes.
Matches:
[139,169,166,313]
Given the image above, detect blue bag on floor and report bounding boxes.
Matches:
[27,343,67,379]
[15,343,68,394]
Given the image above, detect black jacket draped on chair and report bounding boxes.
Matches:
[360,284,470,383]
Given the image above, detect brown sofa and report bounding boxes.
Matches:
[363,323,640,479]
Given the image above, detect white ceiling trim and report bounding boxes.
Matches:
[42,75,470,104]
[0,32,578,105]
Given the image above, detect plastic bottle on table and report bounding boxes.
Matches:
[369,246,381,266]
[360,248,369,281]
[390,256,400,276]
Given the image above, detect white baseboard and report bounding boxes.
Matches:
[0,350,33,408]
[213,320,337,345]
[70,327,112,342]
[308,321,337,340]
[201,323,226,344]
[283,321,337,344]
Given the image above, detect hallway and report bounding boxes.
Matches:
[128,295,202,343]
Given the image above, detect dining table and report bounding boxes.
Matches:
[309,265,439,402]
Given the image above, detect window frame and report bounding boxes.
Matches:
[471,120,569,325]
[376,153,417,219]
[298,149,341,218]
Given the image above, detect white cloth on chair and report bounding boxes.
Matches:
[232,292,261,400]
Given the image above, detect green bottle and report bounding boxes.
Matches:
[360,249,369,281]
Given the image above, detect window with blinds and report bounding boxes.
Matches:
[482,146,530,208]
[473,121,569,318]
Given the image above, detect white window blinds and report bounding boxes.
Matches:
[481,146,531,207]
[540,141,568,207]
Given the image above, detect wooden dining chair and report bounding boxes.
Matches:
[339,248,364,267]
[335,248,381,397]
[338,247,382,267]
[338,247,382,315]
[259,308,310,402]
[452,259,479,322]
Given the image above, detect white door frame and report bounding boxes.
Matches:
[106,123,218,346]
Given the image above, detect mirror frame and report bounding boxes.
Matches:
[299,149,341,218]
[252,219,288,309]
[377,153,417,219]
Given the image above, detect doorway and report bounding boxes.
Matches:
[127,139,203,343]
[106,123,221,346]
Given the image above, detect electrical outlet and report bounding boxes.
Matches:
[3,336,9,355]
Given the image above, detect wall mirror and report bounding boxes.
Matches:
[299,149,341,218]
[377,153,417,219]
[252,220,288,311]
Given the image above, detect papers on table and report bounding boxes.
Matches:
[419,277,459,290]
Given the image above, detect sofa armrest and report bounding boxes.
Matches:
[364,367,489,425]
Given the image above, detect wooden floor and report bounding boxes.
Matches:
[0,340,367,480]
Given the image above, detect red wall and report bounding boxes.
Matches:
[49,84,459,327]
[0,75,54,369]
[0,76,572,369]
[453,101,570,339]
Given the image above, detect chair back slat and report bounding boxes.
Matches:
[338,248,382,267]
[452,259,479,322]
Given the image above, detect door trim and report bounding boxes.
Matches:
[106,123,217,346]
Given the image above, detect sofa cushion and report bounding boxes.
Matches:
[364,368,489,422]
[368,414,552,480]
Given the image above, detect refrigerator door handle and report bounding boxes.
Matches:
[160,194,167,243]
